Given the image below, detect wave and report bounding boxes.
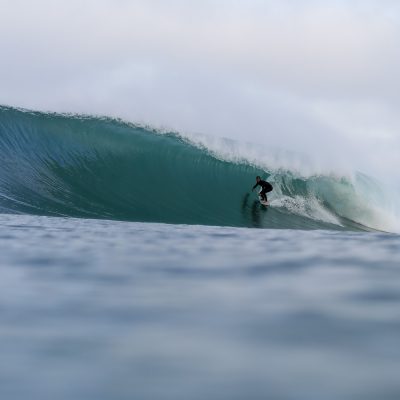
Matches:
[0,106,395,231]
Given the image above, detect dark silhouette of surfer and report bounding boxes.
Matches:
[252,176,273,203]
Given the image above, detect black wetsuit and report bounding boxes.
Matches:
[253,180,273,200]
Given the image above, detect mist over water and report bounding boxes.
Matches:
[0,0,399,186]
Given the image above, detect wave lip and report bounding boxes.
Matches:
[0,106,394,232]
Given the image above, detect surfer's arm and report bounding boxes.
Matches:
[252,183,259,191]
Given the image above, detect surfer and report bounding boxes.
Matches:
[252,176,273,203]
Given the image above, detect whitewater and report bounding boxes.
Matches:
[1,105,400,400]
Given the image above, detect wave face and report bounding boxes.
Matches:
[0,106,391,231]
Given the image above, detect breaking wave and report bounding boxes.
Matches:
[0,106,396,231]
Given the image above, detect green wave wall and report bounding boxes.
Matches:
[0,106,380,230]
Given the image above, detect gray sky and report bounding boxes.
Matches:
[1,0,399,182]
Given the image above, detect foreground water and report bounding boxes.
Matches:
[0,213,400,400]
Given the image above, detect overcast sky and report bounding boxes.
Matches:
[0,0,399,182]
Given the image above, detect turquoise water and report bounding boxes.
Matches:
[1,106,400,399]
[0,214,399,400]
[0,106,388,231]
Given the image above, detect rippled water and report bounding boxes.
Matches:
[0,214,399,400]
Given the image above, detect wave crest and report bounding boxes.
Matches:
[0,106,394,231]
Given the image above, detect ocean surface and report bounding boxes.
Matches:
[1,106,400,399]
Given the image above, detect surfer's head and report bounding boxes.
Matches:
[256,176,261,182]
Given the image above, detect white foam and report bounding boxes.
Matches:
[180,132,400,233]
[271,195,343,226]
[179,132,340,178]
